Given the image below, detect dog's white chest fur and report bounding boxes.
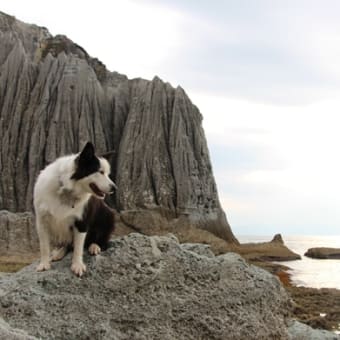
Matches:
[41,213,73,245]
[34,155,90,245]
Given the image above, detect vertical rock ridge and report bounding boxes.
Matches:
[0,11,238,243]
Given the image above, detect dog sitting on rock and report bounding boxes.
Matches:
[33,142,116,276]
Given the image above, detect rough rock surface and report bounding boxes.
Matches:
[0,11,237,242]
[0,233,292,340]
[0,210,38,257]
[305,247,340,259]
[180,242,215,258]
[0,317,37,340]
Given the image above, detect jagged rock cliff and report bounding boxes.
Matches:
[0,11,237,243]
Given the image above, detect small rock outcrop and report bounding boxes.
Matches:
[239,234,301,262]
[272,233,284,244]
[0,11,237,243]
[305,247,340,259]
[0,210,38,258]
[287,320,340,340]
[0,233,292,339]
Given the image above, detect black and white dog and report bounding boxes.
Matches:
[33,142,116,276]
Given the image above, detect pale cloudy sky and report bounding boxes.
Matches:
[3,0,340,235]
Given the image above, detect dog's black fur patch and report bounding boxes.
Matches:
[74,196,115,250]
[71,142,100,180]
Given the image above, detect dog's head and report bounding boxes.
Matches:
[71,142,117,199]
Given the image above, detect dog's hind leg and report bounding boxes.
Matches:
[51,246,68,261]
[88,243,101,255]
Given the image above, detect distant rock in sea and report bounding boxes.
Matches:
[0,11,237,243]
[305,247,340,259]
[238,234,301,262]
[271,233,284,244]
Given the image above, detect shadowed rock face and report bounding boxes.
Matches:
[0,211,38,256]
[0,12,237,243]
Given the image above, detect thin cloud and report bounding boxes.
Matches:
[135,0,340,105]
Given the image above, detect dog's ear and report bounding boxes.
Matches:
[71,142,98,180]
[99,150,115,163]
[79,142,95,161]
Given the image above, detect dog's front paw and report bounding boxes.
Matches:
[88,243,101,255]
[36,262,51,272]
[71,261,86,277]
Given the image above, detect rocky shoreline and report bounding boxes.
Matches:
[1,229,340,338]
[289,285,340,333]
[251,257,340,335]
[2,233,340,339]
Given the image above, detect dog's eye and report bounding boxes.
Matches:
[99,170,104,175]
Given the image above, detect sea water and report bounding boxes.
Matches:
[237,235,340,289]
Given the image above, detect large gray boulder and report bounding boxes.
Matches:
[0,11,237,243]
[0,233,292,339]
